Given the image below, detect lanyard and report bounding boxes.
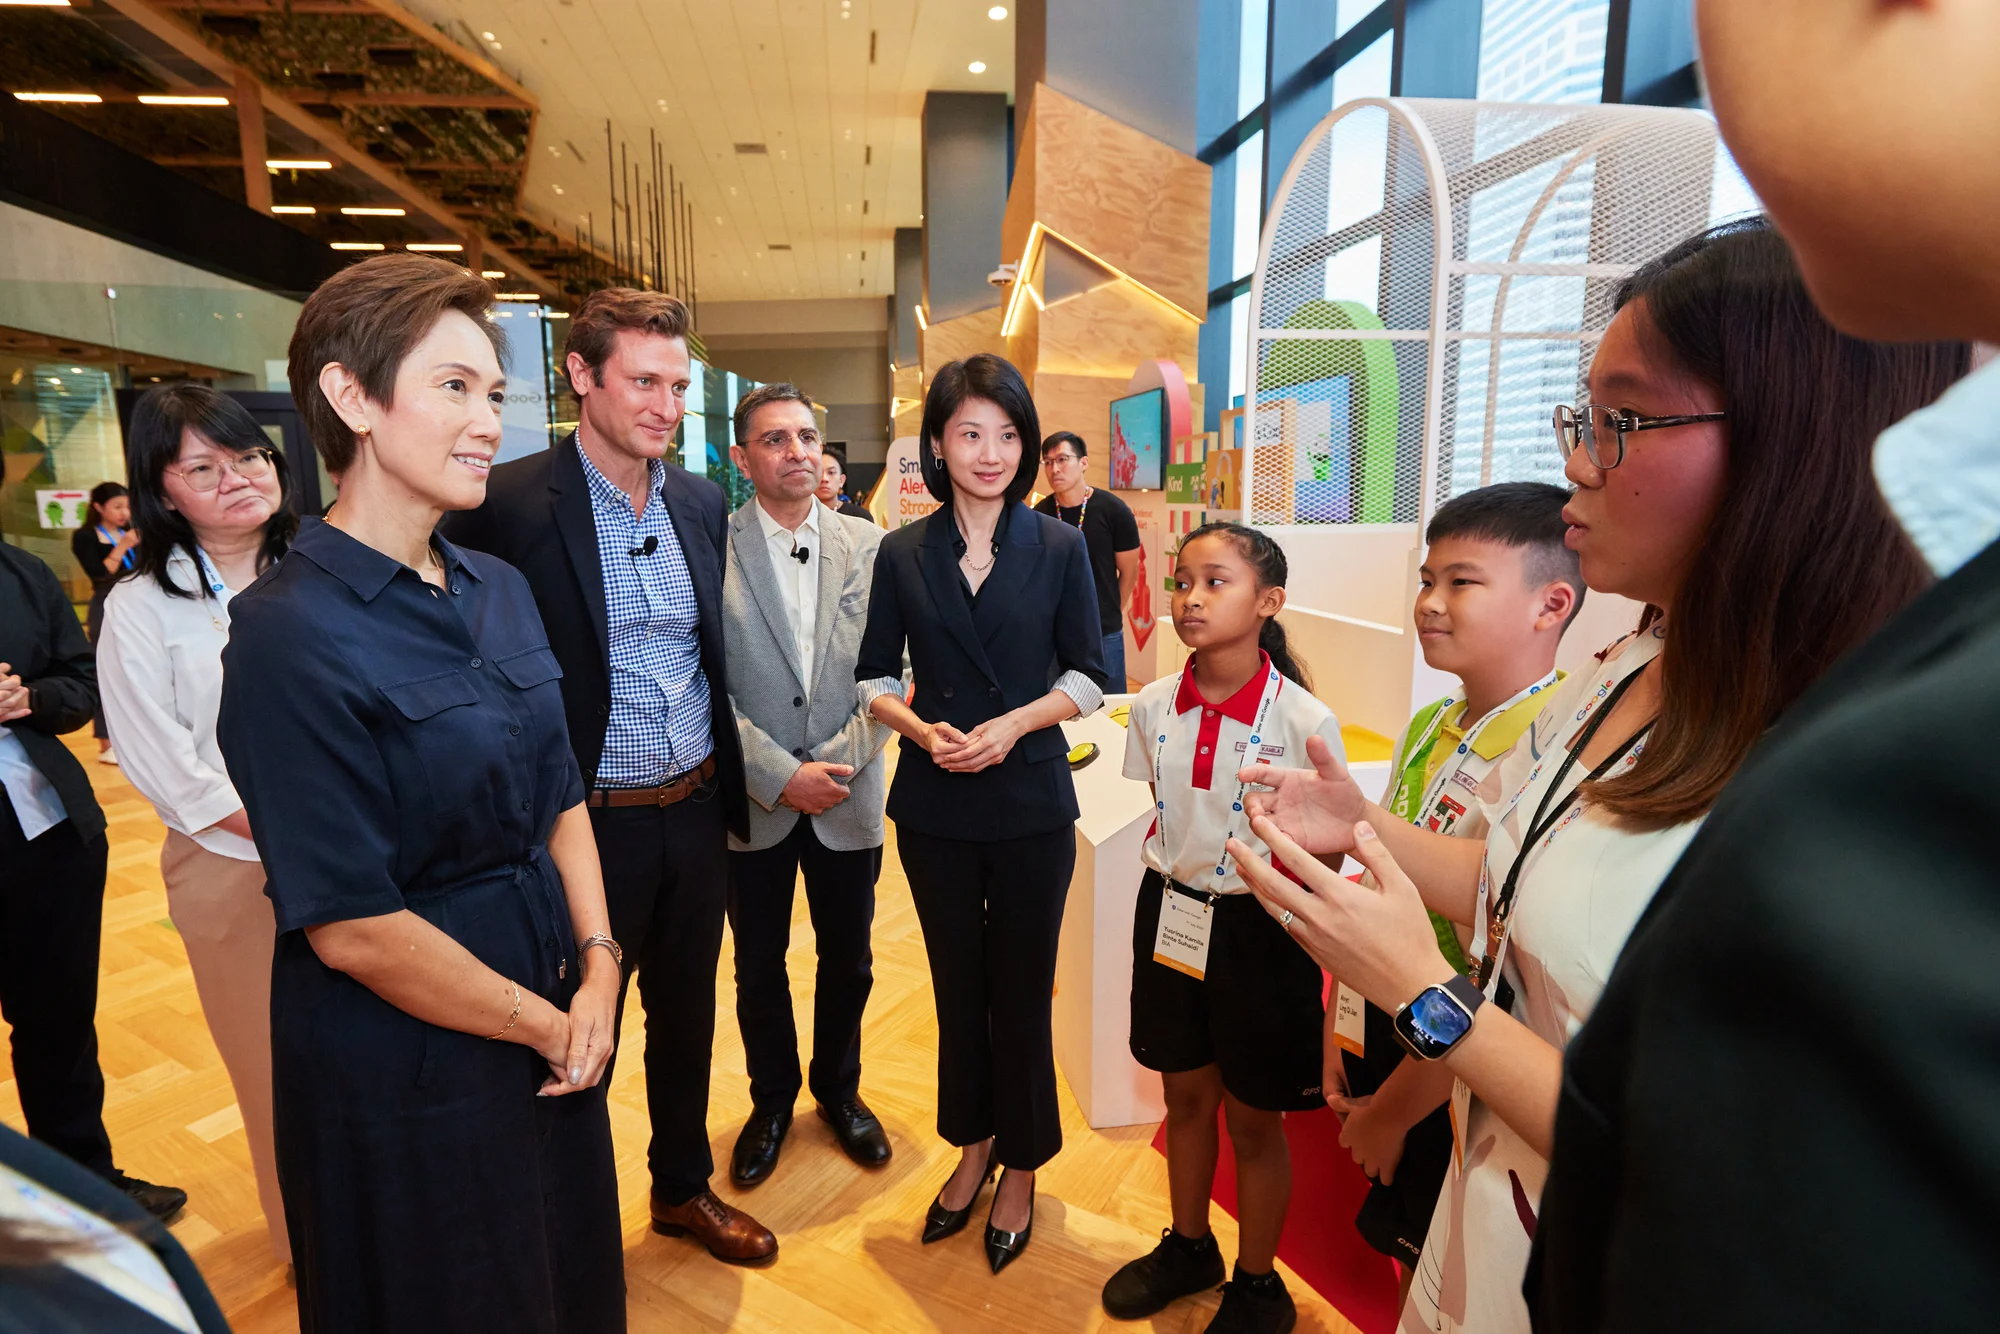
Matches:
[1152,658,1283,893]
[1060,488,1091,530]
[1473,666,1654,1007]
[99,525,133,570]
[1397,671,1559,824]
[190,548,231,632]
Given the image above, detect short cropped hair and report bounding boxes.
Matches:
[565,288,690,393]
[1426,481,1585,620]
[920,354,1042,507]
[288,254,506,474]
[1041,430,1087,460]
[733,382,817,445]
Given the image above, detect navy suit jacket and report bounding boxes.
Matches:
[855,504,1106,841]
[442,435,748,841]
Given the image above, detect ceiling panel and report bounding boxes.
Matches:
[401,0,1015,303]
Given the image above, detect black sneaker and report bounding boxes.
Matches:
[1102,1226,1226,1319]
[103,1172,188,1223]
[1203,1264,1296,1334]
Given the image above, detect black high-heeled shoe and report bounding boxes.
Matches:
[922,1167,995,1244]
[983,1170,1034,1274]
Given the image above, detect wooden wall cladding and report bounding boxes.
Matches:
[1003,84,1212,319]
[1030,370,1143,492]
[917,304,1007,386]
[1034,283,1199,383]
[892,364,922,440]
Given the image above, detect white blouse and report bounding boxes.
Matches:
[1405,625,1703,1334]
[97,549,258,861]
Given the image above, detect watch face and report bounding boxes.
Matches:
[1397,985,1474,1058]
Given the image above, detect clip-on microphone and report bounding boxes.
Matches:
[791,544,811,565]
[629,535,659,559]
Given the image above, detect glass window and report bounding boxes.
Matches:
[1332,27,1395,107]
[1477,0,1612,105]
[1238,0,1270,119]
[1227,292,1251,409]
[1232,130,1265,280]
[1336,0,1381,38]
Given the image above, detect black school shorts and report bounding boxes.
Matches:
[1342,998,1454,1263]
[1128,869,1325,1113]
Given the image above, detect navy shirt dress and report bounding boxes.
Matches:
[217,521,623,1333]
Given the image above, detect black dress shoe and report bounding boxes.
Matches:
[817,1098,892,1168]
[921,1168,994,1244]
[103,1171,187,1223]
[730,1106,793,1188]
[983,1170,1034,1274]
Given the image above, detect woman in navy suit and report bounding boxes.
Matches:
[855,353,1107,1273]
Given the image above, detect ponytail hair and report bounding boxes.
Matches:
[1180,521,1311,693]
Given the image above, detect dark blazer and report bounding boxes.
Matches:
[0,1124,230,1334]
[0,544,105,843]
[855,504,1106,841]
[442,435,748,841]
[1529,537,2000,1333]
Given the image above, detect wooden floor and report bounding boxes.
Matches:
[1,733,1363,1334]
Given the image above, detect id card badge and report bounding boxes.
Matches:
[1332,983,1367,1057]
[1152,885,1215,980]
[1449,1076,1472,1171]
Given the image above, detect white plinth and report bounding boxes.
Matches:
[1052,697,1387,1129]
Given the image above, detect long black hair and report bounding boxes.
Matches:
[124,384,297,600]
[81,481,126,529]
[1179,521,1311,692]
[919,354,1043,507]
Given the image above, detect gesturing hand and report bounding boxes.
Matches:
[780,760,855,814]
[0,665,29,723]
[1237,733,1367,858]
[1229,816,1454,1016]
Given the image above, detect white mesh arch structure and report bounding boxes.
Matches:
[1244,99,1731,530]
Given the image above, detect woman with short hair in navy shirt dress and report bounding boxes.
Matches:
[216,255,625,1333]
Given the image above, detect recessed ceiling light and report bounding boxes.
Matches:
[13,92,101,103]
[0,0,74,7]
[268,159,333,170]
[481,30,495,39]
[495,293,541,302]
[271,205,316,214]
[968,61,987,74]
[988,5,1007,17]
[340,206,406,216]
[139,94,230,106]
[552,184,565,195]
[331,242,385,251]
[481,269,506,279]
[69,366,84,373]
[407,242,464,252]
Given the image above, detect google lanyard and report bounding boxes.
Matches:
[1394,670,1559,828]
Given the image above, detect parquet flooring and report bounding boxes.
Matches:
[1,732,1363,1334]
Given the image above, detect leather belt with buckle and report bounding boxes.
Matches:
[587,756,717,808]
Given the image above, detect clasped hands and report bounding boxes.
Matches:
[0,664,30,723]
[779,760,856,814]
[532,956,619,1097]
[923,715,1021,774]
[1227,735,1458,1017]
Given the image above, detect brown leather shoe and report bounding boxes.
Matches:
[650,1188,778,1265]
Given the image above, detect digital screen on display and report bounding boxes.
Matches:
[1107,387,1166,491]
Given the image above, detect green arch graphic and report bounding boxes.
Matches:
[1257,299,1401,523]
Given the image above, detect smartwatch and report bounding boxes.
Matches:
[1392,974,1486,1061]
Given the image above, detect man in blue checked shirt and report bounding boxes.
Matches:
[445,288,775,1265]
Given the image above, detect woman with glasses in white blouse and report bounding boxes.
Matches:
[97,384,297,1261]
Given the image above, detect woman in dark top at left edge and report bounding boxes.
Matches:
[216,254,625,1333]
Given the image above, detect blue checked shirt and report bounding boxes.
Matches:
[578,444,714,786]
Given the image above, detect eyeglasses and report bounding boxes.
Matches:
[166,447,275,493]
[750,429,823,451]
[1553,403,1727,470]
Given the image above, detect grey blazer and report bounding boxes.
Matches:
[723,498,891,853]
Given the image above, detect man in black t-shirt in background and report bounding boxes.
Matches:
[1034,431,1140,689]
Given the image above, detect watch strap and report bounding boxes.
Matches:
[1444,972,1487,1019]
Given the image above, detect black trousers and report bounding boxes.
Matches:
[727,820,881,1113]
[589,785,728,1204]
[0,793,114,1174]
[896,825,1073,1172]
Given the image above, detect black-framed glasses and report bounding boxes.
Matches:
[166,447,276,493]
[1553,403,1726,470]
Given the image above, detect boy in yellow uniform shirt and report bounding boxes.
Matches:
[1325,483,1584,1297]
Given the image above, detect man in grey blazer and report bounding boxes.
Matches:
[722,383,894,1188]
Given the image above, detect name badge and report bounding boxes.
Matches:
[1152,884,1214,980]
[1332,983,1366,1057]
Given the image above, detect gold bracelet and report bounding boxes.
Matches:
[487,982,522,1041]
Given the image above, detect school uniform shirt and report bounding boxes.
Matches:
[1122,650,1344,895]
[1405,625,1702,1334]
[97,548,257,861]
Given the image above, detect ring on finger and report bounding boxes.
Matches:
[1279,909,1295,931]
